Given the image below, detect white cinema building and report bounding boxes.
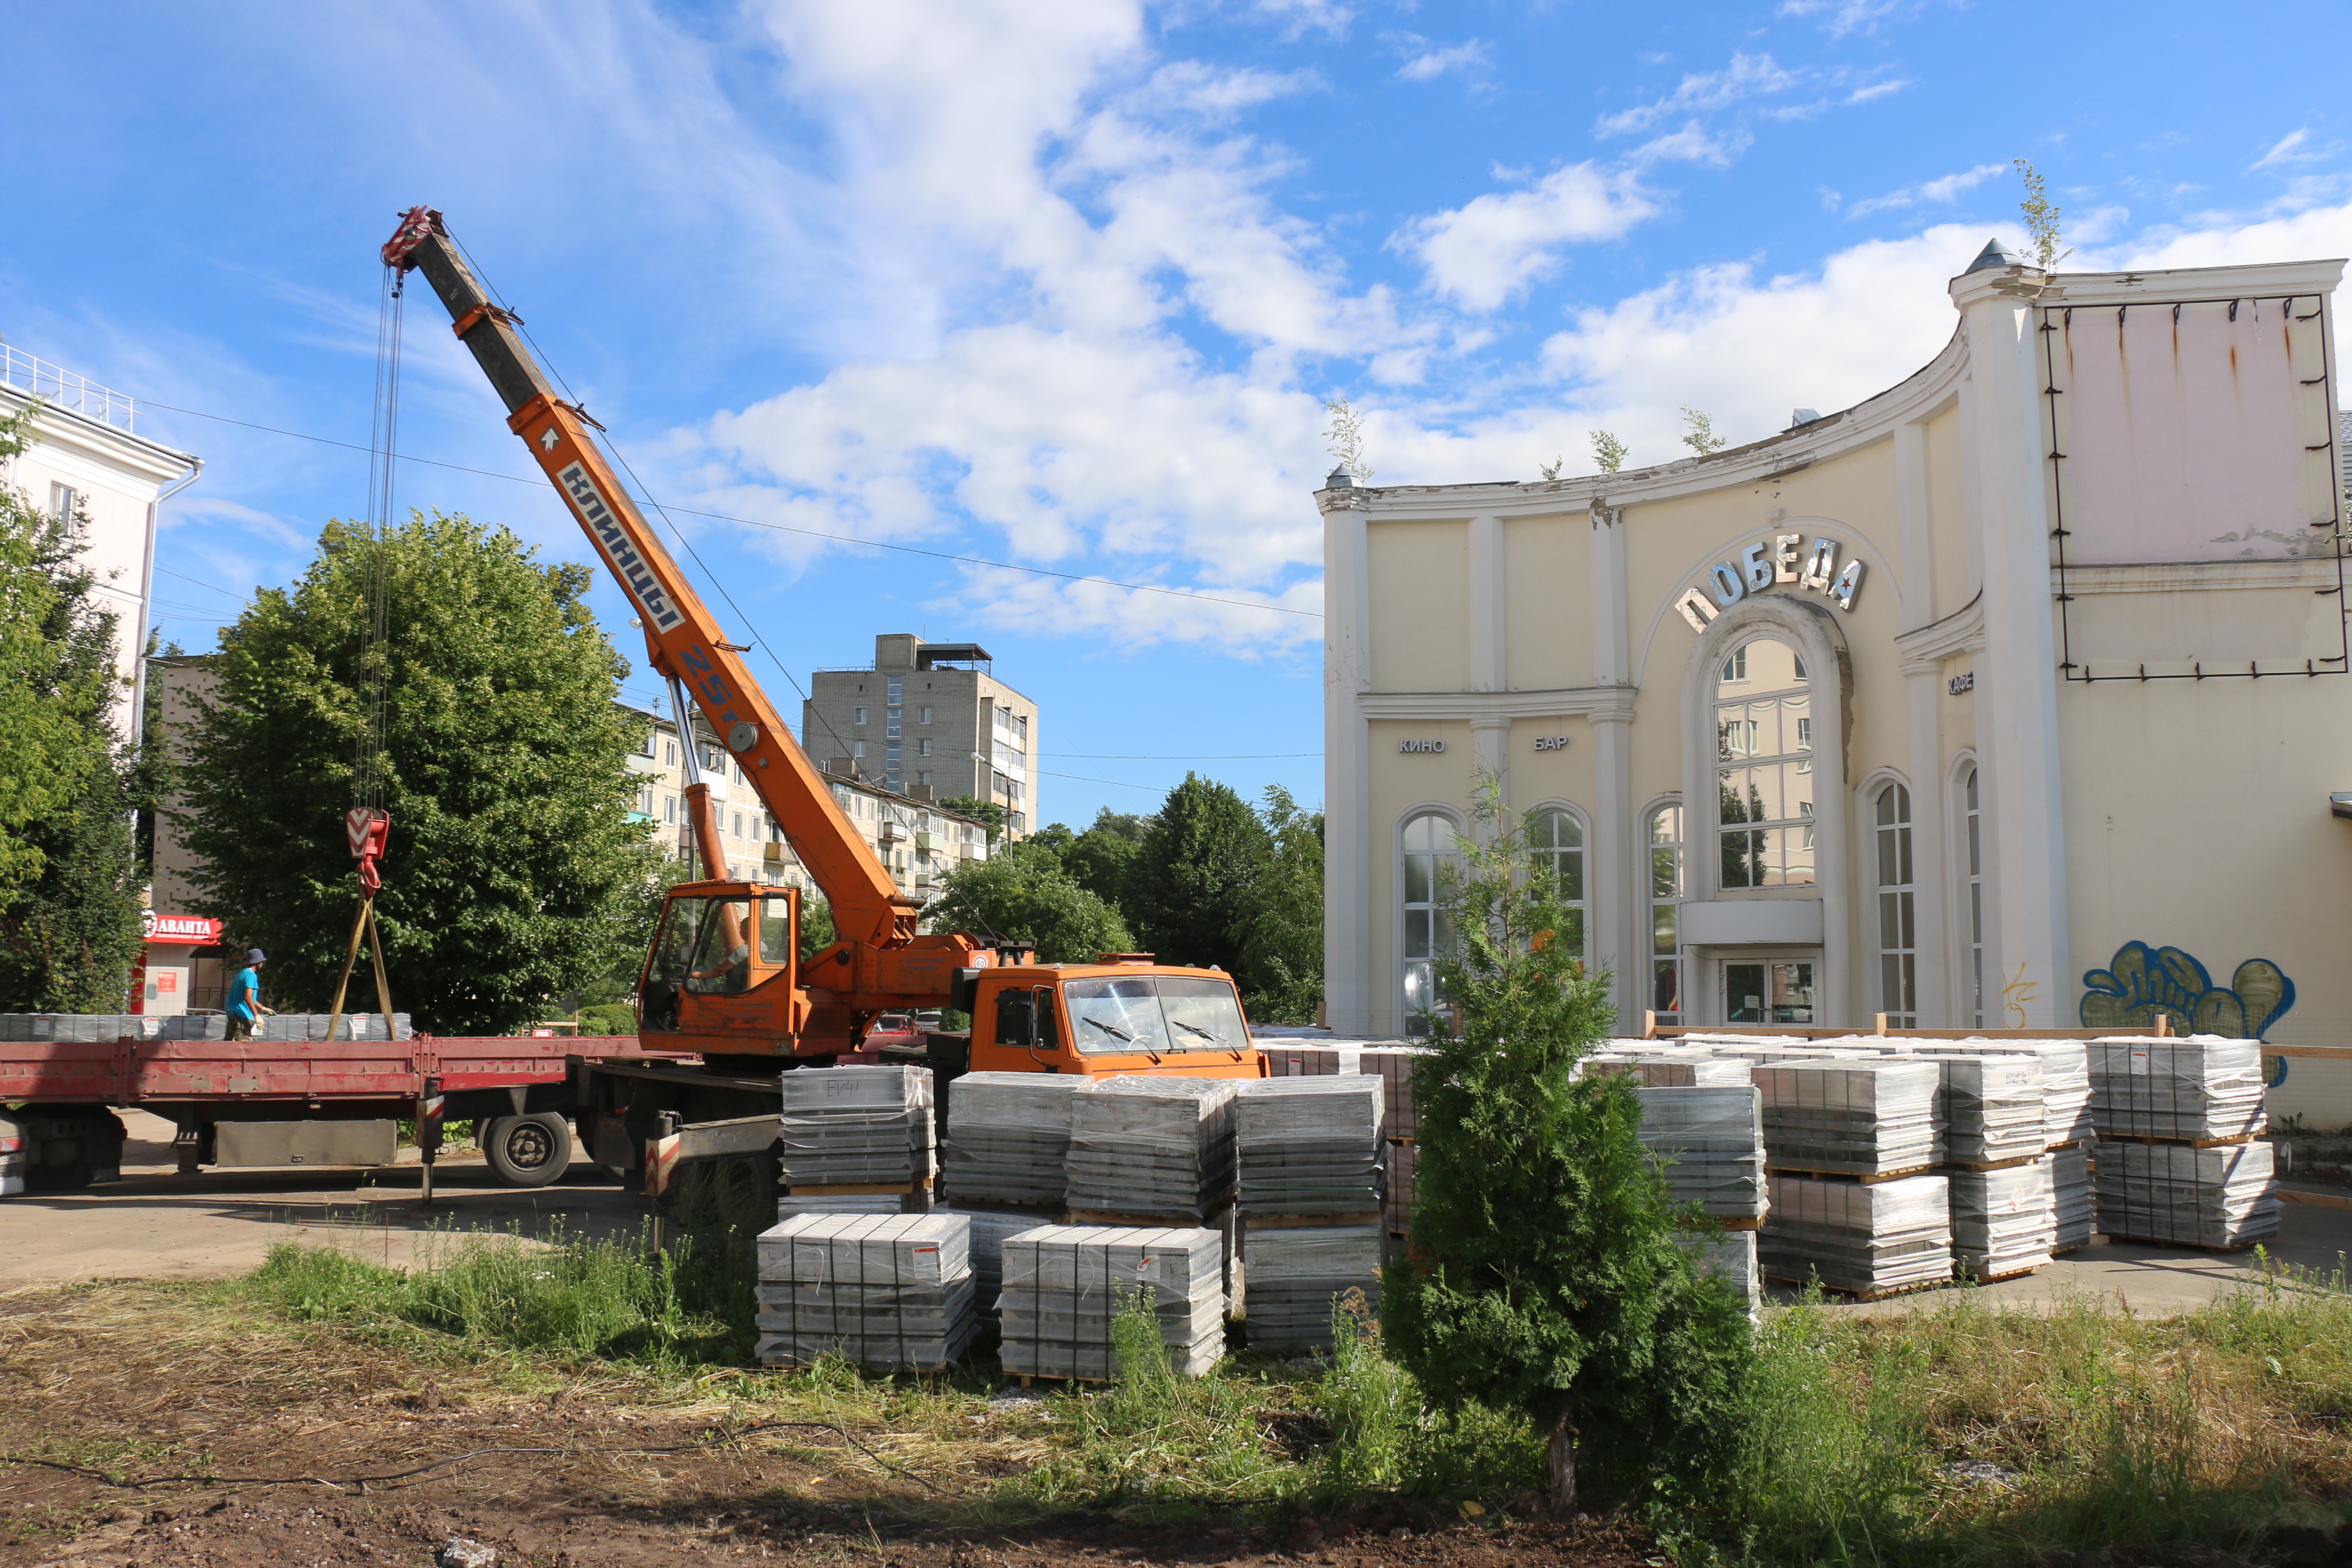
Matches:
[1320,243,2352,1123]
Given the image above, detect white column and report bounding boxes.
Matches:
[1894,418,1936,632]
[1468,514,1505,692]
[1322,500,1376,1035]
[1899,658,1952,1023]
[1588,505,1636,1021]
[1950,264,2070,1026]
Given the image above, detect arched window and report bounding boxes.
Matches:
[1716,637,1814,888]
[1647,803,1684,1023]
[1526,808,1587,958]
[1962,765,1984,1028]
[1874,781,1916,1027]
[1400,812,1460,1037]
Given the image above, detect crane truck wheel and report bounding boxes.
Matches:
[481,1113,573,1188]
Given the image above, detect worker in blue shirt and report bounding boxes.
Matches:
[226,948,274,1041]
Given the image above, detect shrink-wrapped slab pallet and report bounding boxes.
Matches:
[1065,1076,1237,1221]
[1929,1055,2046,1166]
[2094,1140,2278,1249]
[1602,1054,1758,1088]
[2090,1038,2266,1143]
[1242,1225,1382,1351]
[941,1071,1084,1208]
[754,1213,974,1371]
[1360,1046,1431,1140]
[1383,1138,1419,1238]
[999,1224,1226,1379]
[2051,1144,2093,1253]
[1761,1173,1954,1295]
[778,1066,935,1188]
[1235,1076,1384,1216]
[937,1204,1057,1320]
[1635,1085,1767,1223]
[1258,1041,1366,1077]
[1949,1159,2055,1279]
[777,1192,927,1222]
[1756,1059,1942,1176]
[1676,1229,1761,1312]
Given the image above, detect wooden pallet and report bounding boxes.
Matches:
[1705,1215,1765,1232]
[2279,1188,2352,1212]
[1064,1206,1233,1230]
[787,1179,933,1197]
[1242,1211,1383,1231]
[1972,1265,2044,1284]
[2096,1132,2260,1150]
[1939,1154,2044,1173]
[1765,1273,1953,1303]
[1765,1163,1936,1185]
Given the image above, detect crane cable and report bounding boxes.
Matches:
[357,265,402,817]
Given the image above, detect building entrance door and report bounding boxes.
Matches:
[1722,954,1818,1024]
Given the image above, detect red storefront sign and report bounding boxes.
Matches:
[142,914,222,945]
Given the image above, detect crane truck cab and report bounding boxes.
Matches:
[960,958,1266,1081]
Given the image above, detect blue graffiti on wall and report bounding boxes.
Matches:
[2078,941,2296,1039]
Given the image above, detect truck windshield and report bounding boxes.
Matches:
[1064,975,1245,1054]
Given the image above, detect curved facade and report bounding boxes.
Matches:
[1320,249,2352,1118]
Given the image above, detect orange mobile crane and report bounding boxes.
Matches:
[379,209,1261,1197]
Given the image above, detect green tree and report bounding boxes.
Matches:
[1233,784,1322,1023]
[179,510,663,1035]
[1323,396,1374,483]
[2015,158,2070,268]
[926,842,1132,963]
[1590,429,1629,473]
[1380,778,1752,1513]
[1126,774,1269,972]
[0,412,153,1009]
[941,794,1007,847]
[1063,806,1151,916]
[0,405,114,907]
[798,896,837,963]
[1679,406,1727,456]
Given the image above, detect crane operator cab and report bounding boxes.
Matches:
[638,884,800,1046]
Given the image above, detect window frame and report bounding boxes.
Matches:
[1522,801,1592,968]
[1644,798,1685,1026]
[1712,634,1818,890]
[1396,806,1465,1038]
[1872,778,1917,1027]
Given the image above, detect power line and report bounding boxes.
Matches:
[132,397,1322,620]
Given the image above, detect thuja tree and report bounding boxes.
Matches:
[181,510,661,1035]
[1380,778,1753,1512]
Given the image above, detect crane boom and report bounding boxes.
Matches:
[381,208,914,954]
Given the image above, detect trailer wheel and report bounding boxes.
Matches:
[482,1113,573,1188]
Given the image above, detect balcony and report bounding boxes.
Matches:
[1,346,137,432]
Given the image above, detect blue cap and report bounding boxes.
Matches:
[247,948,266,964]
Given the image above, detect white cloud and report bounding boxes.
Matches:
[1846,161,2006,220]
[1596,52,1798,138]
[2254,129,2311,170]
[1250,0,1353,39]
[1777,0,1905,37]
[1391,37,1494,84]
[1630,121,1754,169]
[1399,164,1659,311]
[938,567,1324,656]
[1133,60,1321,121]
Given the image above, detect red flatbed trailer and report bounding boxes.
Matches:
[0,1031,703,1194]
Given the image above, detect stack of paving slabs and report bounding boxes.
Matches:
[754,1213,974,1371]
[1358,1046,1431,1141]
[1064,1075,1238,1222]
[1242,1226,1383,1351]
[936,1204,1053,1320]
[2050,1144,2094,1252]
[1929,1055,2046,1166]
[2094,1140,2279,1249]
[1760,1173,1954,1295]
[941,1071,1086,1209]
[1948,1159,2056,1279]
[1383,1138,1419,1240]
[1675,1230,1761,1313]
[1235,1076,1385,1217]
[776,1192,927,1223]
[2089,1038,2267,1142]
[253,1013,415,1041]
[1634,1085,1768,1224]
[1755,1059,1942,1176]
[1608,1054,1758,1088]
[1913,1041,2093,1148]
[998,1224,1227,1380]
[778,1066,936,1189]
[1256,1040,1365,1077]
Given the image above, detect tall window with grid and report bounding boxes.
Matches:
[1400,812,1460,1037]
[1963,765,1984,1028]
[1874,781,1916,1026]
[1715,638,1815,888]
[1525,807,1587,961]
[1648,803,1684,1024]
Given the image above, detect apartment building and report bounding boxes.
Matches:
[626,703,995,902]
[803,634,1039,836]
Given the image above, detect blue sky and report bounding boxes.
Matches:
[6,0,2351,830]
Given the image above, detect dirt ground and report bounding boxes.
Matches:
[0,1284,1657,1568]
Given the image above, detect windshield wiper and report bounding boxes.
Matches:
[1170,1020,1215,1042]
[1083,1016,1133,1043]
